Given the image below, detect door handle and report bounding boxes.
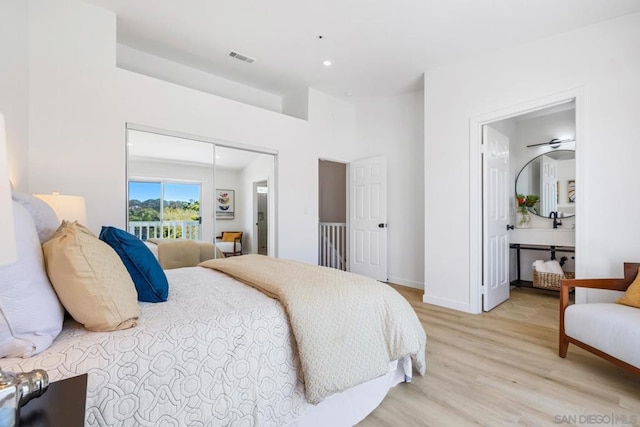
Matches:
[378,223,387,228]
[507,224,514,230]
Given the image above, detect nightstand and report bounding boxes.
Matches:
[20,374,87,427]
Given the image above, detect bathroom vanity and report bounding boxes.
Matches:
[509,229,575,287]
[511,147,576,288]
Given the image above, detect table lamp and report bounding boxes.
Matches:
[34,193,87,225]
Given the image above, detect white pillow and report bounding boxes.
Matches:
[11,191,60,244]
[0,201,64,358]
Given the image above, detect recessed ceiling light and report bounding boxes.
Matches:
[323,60,332,67]
[344,91,352,97]
[215,155,221,159]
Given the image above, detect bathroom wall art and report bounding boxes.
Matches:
[216,189,235,219]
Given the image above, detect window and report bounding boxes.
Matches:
[128,181,201,240]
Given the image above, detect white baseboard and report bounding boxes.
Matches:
[422,294,476,314]
[387,276,423,290]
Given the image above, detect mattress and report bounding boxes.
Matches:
[2,267,309,426]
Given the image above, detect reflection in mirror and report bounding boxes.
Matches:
[127,130,214,241]
[213,146,275,258]
[515,149,575,218]
[126,128,276,262]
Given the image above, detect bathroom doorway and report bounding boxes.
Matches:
[472,92,582,314]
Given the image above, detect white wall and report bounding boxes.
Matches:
[282,89,309,120]
[354,91,425,289]
[11,0,425,277]
[117,44,283,114]
[424,12,640,311]
[0,0,29,191]
[25,0,321,263]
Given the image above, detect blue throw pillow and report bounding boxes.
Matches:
[99,226,168,302]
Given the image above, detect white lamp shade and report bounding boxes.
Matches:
[34,193,87,225]
[0,113,17,266]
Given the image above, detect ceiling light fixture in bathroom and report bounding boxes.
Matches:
[526,138,574,149]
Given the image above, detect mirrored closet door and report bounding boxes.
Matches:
[126,125,276,259]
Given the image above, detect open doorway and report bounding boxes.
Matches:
[254,180,268,255]
[480,99,578,315]
[318,159,347,270]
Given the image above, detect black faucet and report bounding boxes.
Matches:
[549,211,562,229]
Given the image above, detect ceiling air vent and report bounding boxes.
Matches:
[229,51,255,64]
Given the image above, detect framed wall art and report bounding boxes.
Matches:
[567,180,576,203]
[216,189,235,219]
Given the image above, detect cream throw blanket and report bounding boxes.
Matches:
[199,254,427,404]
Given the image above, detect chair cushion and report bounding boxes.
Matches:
[222,232,242,243]
[565,302,640,368]
[615,266,640,308]
[43,221,140,332]
[0,202,64,358]
[99,226,169,303]
[216,241,240,253]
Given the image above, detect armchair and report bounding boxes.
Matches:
[560,262,640,375]
[216,231,243,257]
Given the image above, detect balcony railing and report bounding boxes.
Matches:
[128,221,200,241]
[319,222,347,271]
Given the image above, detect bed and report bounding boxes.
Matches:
[1,194,427,426]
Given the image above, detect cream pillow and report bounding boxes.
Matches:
[43,221,140,331]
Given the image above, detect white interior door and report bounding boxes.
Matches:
[540,155,558,217]
[349,156,388,281]
[483,126,510,311]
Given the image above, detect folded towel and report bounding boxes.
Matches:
[545,260,565,275]
[532,259,547,273]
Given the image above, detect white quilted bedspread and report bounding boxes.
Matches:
[200,255,427,404]
[1,267,309,426]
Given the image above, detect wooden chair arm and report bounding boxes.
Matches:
[561,278,632,291]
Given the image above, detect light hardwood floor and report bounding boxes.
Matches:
[360,286,640,427]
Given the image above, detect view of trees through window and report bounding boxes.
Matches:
[128,181,201,239]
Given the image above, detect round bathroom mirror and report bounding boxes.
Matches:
[515,150,575,218]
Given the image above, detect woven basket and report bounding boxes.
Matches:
[532,270,575,291]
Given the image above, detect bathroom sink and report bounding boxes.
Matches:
[509,228,575,246]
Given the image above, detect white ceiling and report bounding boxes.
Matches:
[83,0,640,99]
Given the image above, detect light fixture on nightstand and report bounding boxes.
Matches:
[0,112,17,266]
[34,193,87,225]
